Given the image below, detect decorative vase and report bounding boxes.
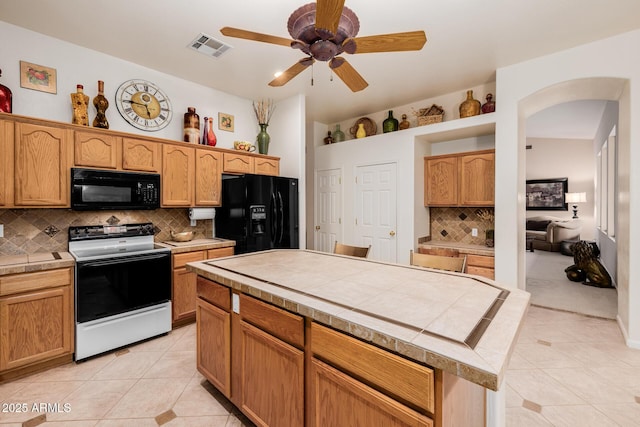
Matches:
[399,114,410,130]
[482,93,496,114]
[92,80,109,129]
[382,110,399,133]
[0,68,13,113]
[257,123,270,154]
[71,84,90,126]
[324,130,334,145]
[356,123,366,139]
[202,117,216,146]
[183,107,199,143]
[333,124,345,142]
[485,229,495,248]
[459,90,481,118]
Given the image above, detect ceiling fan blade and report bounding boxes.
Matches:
[220,27,293,47]
[315,0,346,34]
[350,30,427,54]
[269,57,315,87]
[329,57,368,92]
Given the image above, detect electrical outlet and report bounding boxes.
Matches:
[0,224,3,238]
[471,228,478,237]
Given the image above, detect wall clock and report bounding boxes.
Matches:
[115,79,172,131]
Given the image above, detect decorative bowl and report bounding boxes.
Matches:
[170,231,196,242]
[233,140,256,152]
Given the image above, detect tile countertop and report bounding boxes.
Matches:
[156,238,236,254]
[419,241,495,256]
[186,249,530,391]
[0,252,75,276]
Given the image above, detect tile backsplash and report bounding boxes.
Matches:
[429,207,494,245]
[0,209,213,255]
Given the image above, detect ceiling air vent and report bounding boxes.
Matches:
[188,33,232,58]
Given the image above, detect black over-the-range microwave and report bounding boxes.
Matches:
[71,168,161,210]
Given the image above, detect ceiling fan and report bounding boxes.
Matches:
[220,0,427,92]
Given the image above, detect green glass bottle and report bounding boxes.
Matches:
[333,124,345,142]
[382,110,399,133]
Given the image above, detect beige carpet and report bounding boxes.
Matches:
[525,249,617,319]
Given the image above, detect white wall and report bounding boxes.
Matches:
[496,29,640,348]
[525,137,596,240]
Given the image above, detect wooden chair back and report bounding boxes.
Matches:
[417,247,460,257]
[410,250,466,273]
[334,242,371,258]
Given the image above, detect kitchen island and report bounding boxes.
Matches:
[187,249,530,427]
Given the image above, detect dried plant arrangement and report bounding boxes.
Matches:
[252,98,276,125]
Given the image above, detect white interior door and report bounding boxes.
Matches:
[355,163,397,262]
[315,168,342,253]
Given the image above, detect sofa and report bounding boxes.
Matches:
[525,215,582,252]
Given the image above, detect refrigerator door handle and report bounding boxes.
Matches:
[270,192,277,246]
[277,191,284,244]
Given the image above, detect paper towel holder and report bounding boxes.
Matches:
[188,208,216,227]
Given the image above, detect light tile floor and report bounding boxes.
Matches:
[1,306,639,426]
[0,325,255,427]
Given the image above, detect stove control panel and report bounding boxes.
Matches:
[69,222,155,241]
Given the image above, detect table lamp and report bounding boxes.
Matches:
[565,192,586,218]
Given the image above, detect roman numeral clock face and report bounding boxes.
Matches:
[115,79,172,131]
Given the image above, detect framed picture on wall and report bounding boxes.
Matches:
[525,178,568,210]
[19,61,57,94]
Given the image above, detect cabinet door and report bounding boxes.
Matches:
[207,247,234,259]
[195,148,222,206]
[162,144,194,207]
[172,250,205,325]
[0,286,73,371]
[223,152,254,174]
[14,123,72,206]
[238,320,304,427]
[424,156,458,206]
[74,131,120,169]
[196,298,231,396]
[0,120,13,206]
[459,152,494,206]
[254,157,279,176]
[310,358,433,427]
[122,137,161,172]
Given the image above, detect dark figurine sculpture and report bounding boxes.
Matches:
[564,241,613,288]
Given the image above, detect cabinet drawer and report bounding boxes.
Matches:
[311,323,435,413]
[239,294,304,348]
[197,277,231,312]
[223,153,254,174]
[207,247,234,259]
[173,250,206,269]
[465,254,494,268]
[0,268,73,297]
[465,266,495,280]
[254,158,279,176]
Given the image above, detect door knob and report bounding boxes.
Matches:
[315,225,320,230]
[389,230,396,236]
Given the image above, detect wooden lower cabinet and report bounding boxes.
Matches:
[464,254,495,279]
[196,295,231,396]
[0,268,74,381]
[238,320,304,427]
[310,358,432,427]
[172,247,234,326]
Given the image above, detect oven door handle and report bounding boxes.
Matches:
[79,253,169,267]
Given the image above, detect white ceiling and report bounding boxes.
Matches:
[527,100,609,140]
[1,0,638,132]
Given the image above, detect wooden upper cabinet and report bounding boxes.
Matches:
[424,149,494,207]
[74,131,120,169]
[195,148,222,206]
[255,157,279,176]
[162,144,194,207]
[122,137,161,172]
[0,120,14,207]
[424,156,458,206]
[223,152,254,174]
[459,152,495,206]
[14,122,72,207]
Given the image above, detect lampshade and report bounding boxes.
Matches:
[565,192,587,203]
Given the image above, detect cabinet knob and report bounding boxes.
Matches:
[315,225,320,231]
[389,230,396,236]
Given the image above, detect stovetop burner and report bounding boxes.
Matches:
[68,222,168,261]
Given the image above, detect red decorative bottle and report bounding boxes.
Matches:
[206,116,217,146]
[0,69,12,113]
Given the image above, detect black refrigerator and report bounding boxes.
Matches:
[215,174,299,254]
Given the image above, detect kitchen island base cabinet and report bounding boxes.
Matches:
[196,297,231,396]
